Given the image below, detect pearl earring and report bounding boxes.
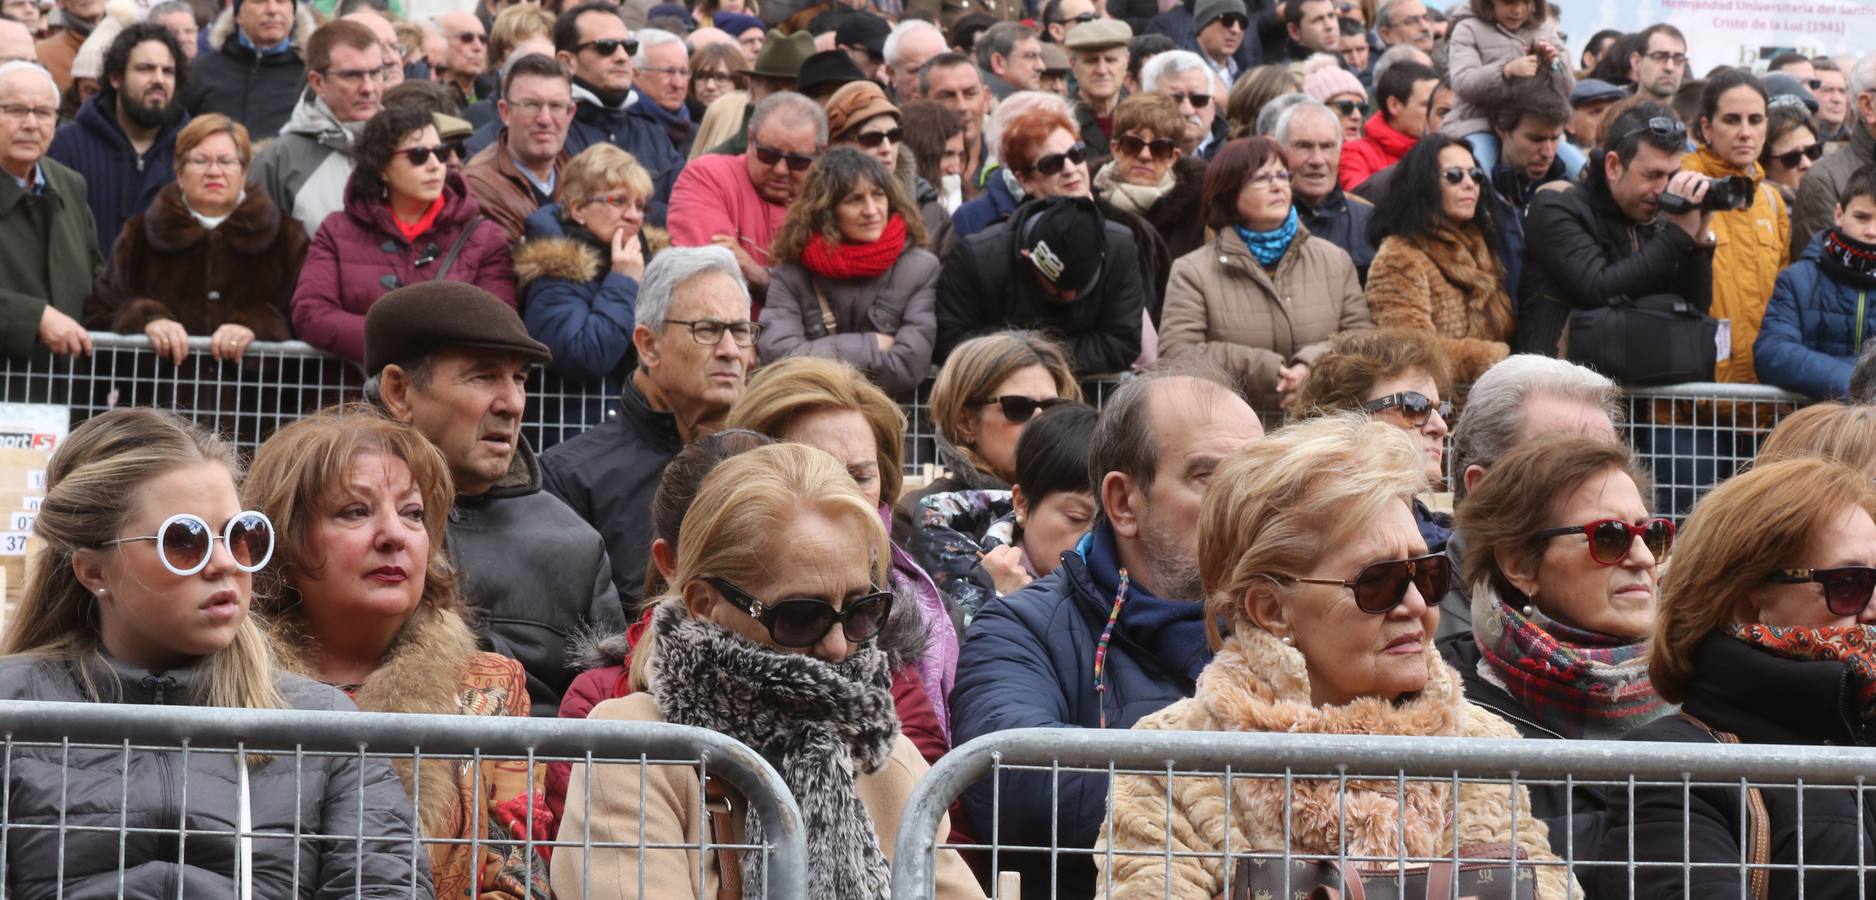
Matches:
[1520,605,1535,618]
[1280,633,1295,646]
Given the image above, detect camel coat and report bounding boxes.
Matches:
[1367,226,1515,384]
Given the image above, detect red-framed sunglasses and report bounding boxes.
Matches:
[1534,517,1674,566]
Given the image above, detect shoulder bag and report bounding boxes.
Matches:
[1563,293,1718,385]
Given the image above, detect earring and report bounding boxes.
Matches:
[1280,633,1295,646]
[1520,605,1535,618]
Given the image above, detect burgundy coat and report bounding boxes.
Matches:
[290,170,517,362]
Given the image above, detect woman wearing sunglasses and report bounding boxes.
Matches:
[1301,56,1370,143]
[1760,104,1821,204]
[292,104,517,363]
[1600,455,1876,898]
[554,443,985,900]
[1093,93,1208,261]
[1366,133,1514,384]
[1097,414,1574,899]
[0,408,430,898]
[757,147,940,401]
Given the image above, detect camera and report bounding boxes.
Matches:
[1658,175,1755,215]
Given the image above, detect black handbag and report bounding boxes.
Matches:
[1562,293,1717,385]
[1226,842,1538,900]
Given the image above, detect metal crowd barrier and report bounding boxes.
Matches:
[892,727,1876,899]
[0,699,808,899]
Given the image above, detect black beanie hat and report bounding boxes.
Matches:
[1016,196,1107,297]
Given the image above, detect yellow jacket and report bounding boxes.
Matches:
[1683,146,1790,383]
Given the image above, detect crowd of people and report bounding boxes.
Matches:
[5,0,1876,894]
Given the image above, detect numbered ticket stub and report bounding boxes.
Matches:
[0,532,27,555]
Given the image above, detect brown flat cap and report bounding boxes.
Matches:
[364,281,552,374]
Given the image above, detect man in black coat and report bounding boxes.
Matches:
[935,195,1145,375]
[180,0,313,140]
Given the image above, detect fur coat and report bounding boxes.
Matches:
[1096,626,1580,900]
[1366,226,1514,384]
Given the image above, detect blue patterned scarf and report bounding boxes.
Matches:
[1235,207,1299,267]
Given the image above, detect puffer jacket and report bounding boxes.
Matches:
[1339,112,1418,191]
[757,242,941,400]
[1299,185,1377,282]
[1367,226,1514,383]
[1791,120,1876,260]
[1159,223,1371,410]
[290,171,516,363]
[515,204,639,388]
[181,7,319,140]
[1756,231,1876,399]
[0,653,431,898]
[47,91,188,258]
[1439,9,1573,140]
[1097,627,1578,899]
[1683,146,1790,384]
[253,92,361,240]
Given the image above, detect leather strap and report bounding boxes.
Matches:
[812,279,838,336]
[704,776,743,900]
[432,214,485,282]
[1678,711,1770,900]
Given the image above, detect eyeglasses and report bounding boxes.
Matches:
[1362,390,1450,426]
[707,577,894,648]
[1027,142,1087,176]
[451,30,488,45]
[754,143,818,172]
[510,97,574,118]
[970,394,1069,423]
[182,154,242,171]
[1642,50,1688,66]
[585,191,643,210]
[1213,12,1248,28]
[577,38,639,57]
[1166,91,1212,109]
[400,144,450,166]
[1246,167,1293,187]
[1278,553,1450,614]
[1115,133,1178,160]
[1766,566,1876,617]
[1440,165,1487,186]
[641,65,690,78]
[1329,99,1370,117]
[1769,142,1825,169]
[665,317,762,346]
[322,64,390,85]
[1619,115,1687,143]
[1534,517,1674,566]
[853,127,904,148]
[105,511,276,577]
[0,103,57,123]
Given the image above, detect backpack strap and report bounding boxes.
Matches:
[1678,711,1771,900]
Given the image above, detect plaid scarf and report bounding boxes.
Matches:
[1729,624,1876,718]
[1475,591,1669,739]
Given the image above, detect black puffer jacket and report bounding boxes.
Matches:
[0,653,429,898]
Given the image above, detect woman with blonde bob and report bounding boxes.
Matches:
[245,406,547,899]
[1097,414,1573,899]
[551,443,984,900]
[0,408,427,898]
[1599,456,1876,898]
[1757,401,1876,474]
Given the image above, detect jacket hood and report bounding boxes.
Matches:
[280,92,363,153]
[570,80,642,113]
[143,180,288,254]
[73,94,186,154]
[341,169,485,243]
[208,4,318,56]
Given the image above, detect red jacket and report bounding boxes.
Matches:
[1338,112,1420,192]
[290,171,517,361]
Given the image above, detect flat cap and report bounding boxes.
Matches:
[1570,78,1627,107]
[1064,17,1131,50]
[364,281,551,374]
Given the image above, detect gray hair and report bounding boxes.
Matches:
[637,246,749,333]
[883,19,943,68]
[1852,53,1876,102]
[147,1,194,20]
[975,21,1034,70]
[1450,355,1624,502]
[0,60,59,109]
[1138,48,1207,93]
[1371,43,1429,85]
[747,90,828,147]
[633,28,685,67]
[1273,97,1343,146]
[984,89,1071,165]
[1374,0,1408,29]
[1256,92,1310,136]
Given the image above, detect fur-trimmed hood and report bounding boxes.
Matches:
[511,206,667,289]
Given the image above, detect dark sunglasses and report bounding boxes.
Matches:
[1115,133,1178,160]
[1362,391,1451,427]
[1285,553,1451,614]
[441,140,467,161]
[401,144,450,166]
[1029,141,1087,176]
[1619,115,1687,144]
[1055,10,1097,24]
[1214,12,1248,28]
[707,577,894,648]
[754,143,818,172]
[1766,566,1876,617]
[1166,91,1212,109]
[1329,99,1371,117]
[853,127,905,148]
[106,511,276,577]
[1535,517,1674,566]
[576,38,639,57]
[1769,142,1825,169]
[1440,165,1488,186]
[972,394,1069,423]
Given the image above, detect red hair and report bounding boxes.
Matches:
[999,108,1080,174]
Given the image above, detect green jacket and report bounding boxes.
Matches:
[0,158,103,360]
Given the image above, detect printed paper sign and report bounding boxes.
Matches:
[0,404,67,453]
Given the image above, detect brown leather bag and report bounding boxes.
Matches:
[703,776,743,900]
[1225,842,1537,900]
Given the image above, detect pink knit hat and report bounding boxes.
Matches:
[1303,65,1366,103]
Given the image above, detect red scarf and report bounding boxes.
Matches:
[393,195,446,243]
[1730,624,1876,717]
[800,214,907,280]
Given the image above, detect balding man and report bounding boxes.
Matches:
[0,18,34,64]
[0,62,102,361]
[436,11,489,106]
[341,9,404,89]
[880,18,944,102]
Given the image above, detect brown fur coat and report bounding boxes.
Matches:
[1096,627,1579,900]
[1366,226,1514,384]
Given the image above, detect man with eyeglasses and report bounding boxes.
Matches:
[1065,18,1130,167]
[0,61,102,361]
[1041,0,1096,44]
[1627,23,1685,102]
[1813,58,1851,142]
[464,52,571,241]
[47,24,188,261]
[181,0,308,139]
[542,246,754,610]
[1184,0,1257,84]
[1140,49,1224,157]
[434,12,488,107]
[975,21,1043,100]
[1373,0,1432,53]
[251,19,383,241]
[545,1,684,226]
[1794,55,1876,258]
[339,10,402,89]
[1275,98,1376,279]
[630,28,692,154]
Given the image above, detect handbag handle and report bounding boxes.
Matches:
[1678,712,1770,900]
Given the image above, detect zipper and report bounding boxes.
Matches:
[1857,291,1866,350]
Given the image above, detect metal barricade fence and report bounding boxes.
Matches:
[0,699,808,899]
[891,727,1876,900]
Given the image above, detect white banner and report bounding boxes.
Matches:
[1558,0,1871,76]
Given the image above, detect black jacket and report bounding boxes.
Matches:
[448,438,625,717]
[47,94,189,258]
[1597,634,1876,899]
[934,199,1146,375]
[1516,172,1715,357]
[1299,185,1376,284]
[183,35,307,141]
[539,377,685,612]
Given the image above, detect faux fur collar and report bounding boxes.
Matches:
[143,182,286,255]
[513,235,601,288]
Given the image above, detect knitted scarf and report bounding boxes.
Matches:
[1729,624,1876,718]
[1093,161,1174,216]
[801,215,908,280]
[1474,591,1667,739]
[648,603,899,898]
[1821,228,1876,290]
[1235,207,1299,267]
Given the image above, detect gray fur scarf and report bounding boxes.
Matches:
[647,603,900,899]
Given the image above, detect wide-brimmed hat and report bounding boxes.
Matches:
[744,30,816,80]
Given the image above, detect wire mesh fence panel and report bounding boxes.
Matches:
[0,699,807,900]
[890,727,1876,900]
[1620,383,1805,519]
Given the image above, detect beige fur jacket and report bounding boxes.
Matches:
[1095,627,1581,900]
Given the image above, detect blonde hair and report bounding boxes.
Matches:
[243,405,464,655]
[1651,456,1876,702]
[489,2,553,66]
[726,356,908,505]
[1758,403,1876,474]
[930,331,1082,478]
[561,143,656,212]
[628,443,891,690]
[1198,413,1428,647]
[3,408,285,710]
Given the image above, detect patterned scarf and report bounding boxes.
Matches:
[801,215,908,281]
[1234,206,1299,267]
[1475,593,1668,739]
[1820,228,1876,290]
[1093,160,1173,216]
[1728,624,1876,718]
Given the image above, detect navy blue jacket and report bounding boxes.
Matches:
[1753,232,1876,399]
[515,204,636,418]
[950,528,1203,899]
[47,95,188,259]
[465,93,682,227]
[947,167,1020,241]
[1299,186,1376,283]
[1145,5,1262,72]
